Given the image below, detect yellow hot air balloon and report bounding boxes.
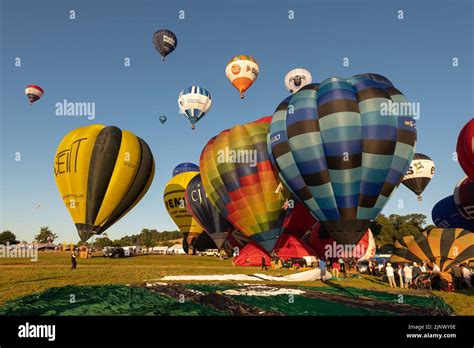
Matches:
[225,55,259,99]
[163,171,204,253]
[54,125,155,241]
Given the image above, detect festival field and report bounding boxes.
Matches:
[0,252,472,316]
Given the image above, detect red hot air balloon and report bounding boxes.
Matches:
[457,119,474,180]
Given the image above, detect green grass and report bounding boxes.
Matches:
[0,251,472,315]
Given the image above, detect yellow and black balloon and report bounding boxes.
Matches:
[163,170,206,253]
[54,125,155,241]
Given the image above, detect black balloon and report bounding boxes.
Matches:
[153,29,177,60]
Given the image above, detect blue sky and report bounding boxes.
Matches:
[1,0,472,243]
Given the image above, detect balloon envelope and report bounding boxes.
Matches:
[284,68,312,93]
[178,86,212,129]
[453,177,474,223]
[25,85,44,105]
[457,119,474,180]
[401,153,435,200]
[225,55,259,99]
[153,29,177,60]
[172,162,200,177]
[159,116,167,124]
[432,195,474,231]
[268,73,417,245]
[54,125,155,241]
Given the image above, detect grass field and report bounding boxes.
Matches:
[0,251,472,315]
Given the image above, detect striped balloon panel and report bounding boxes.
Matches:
[178,86,212,126]
[268,74,417,245]
[390,228,474,271]
[54,125,155,241]
[200,118,291,252]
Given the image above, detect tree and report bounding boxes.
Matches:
[93,237,113,249]
[35,227,58,243]
[0,231,18,245]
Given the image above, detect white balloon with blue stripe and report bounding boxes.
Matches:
[178,86,212,129]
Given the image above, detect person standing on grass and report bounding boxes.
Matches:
[332,259,340,278]
[71,250,77,270]
[404,264,413,288]
[461,264,472,290]
[319,258,327,281]
[385,263,396,288]
[261,256,268,271]
[452,263,462,290]
[397,264,404,288]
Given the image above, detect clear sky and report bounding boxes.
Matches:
[1,0,472,243]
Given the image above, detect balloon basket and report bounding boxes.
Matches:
[240,94,244,99]
[417,196,422,202]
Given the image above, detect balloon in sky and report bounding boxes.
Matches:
[453,177,474,223]
[401,153,435,201]
[172,162,200,177]
[456,119,474,180]
[25,85,44,105]
[153,29,177,61]
[268,73,417,245]
[225,55,259,99]
[54,125,155,242]
[185,174,236,251]
[178,86,212,129]
[159,115,167,124]
[390,228,474,271]
[163,170,204,253]
[284,68,312,93]
[200,116,295,252]
[432,195,474,231]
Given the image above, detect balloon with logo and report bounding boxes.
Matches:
[153,29,177,61]
[178,86,212,129]
[457,119,474,180]
[200,116,298,252]
[225,55,259,99]
[401,153,435,201]
[453,177,474,224]
[432,195,474,231]
[185,174,238,252]
[159,116,167,124]
[163,170,205,253]
[284,68,312,94]
[25,85,44,105]
[173,162,200,177]
[54,125,155,242]
[268,73,417,245]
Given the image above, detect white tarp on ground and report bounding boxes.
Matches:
[161,268,332,282]
[222,285,306,296]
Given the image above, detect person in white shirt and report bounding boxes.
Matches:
[385,263,396,288]
[461,265,472,290]
[432,263,440,272]
[403,264,413,288]
[420,261,427,272]
[397,264,404,288]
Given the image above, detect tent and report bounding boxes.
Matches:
[273,233,316,260]
[233,242,270,266]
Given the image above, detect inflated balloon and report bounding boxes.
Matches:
[453,177,474,223]
[432,195,474,231]
[159,116,167,124]
[163,171,204,253]
[54,125,155,241]
[402,153,435,201]
[456,119,474,180]
[225,55,259,99]
[268,73,417,245]
[390,228,474,271]
[172,162,200,177]
[153,29,177,61]
[178,86,212,129]
[25,85,44,105]
[185,174,236,251]
[284,68,312,93]
[200,117,296,252]
[306,223,376,260]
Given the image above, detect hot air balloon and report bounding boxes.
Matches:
[25,85,44,105]
[185,174,237,252]
[200,117,296,252]
[225,55,259,99]
[54,125,155,242]
[390,228,474,271]
[163,170,205,253]
[457,119,474,180]
[453,177,474,223]
[306,223,376,261]
[153,29,177,61]
[268,73,417,245]
[401,153,435,201]
[172,162,200,177]
[159,115,167,124]
[432,195,474,231]
[178,86,212,129]
[284,68,312,93]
